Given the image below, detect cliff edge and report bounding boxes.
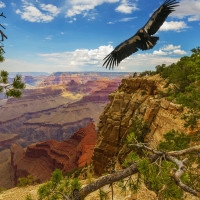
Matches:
[92,75,199,174]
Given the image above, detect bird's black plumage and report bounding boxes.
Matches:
[103,0,179,70]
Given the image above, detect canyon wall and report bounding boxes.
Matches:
[0,78,120,148]
[10,123,97,185]
[92,75,200,174]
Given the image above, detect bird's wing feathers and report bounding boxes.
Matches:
[144,0,179,35]
[103,0,179,69]
[103,35,141,70]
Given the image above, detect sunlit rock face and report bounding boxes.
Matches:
[92,75,199,175]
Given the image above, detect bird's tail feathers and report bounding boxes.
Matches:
[145,36,159,50]
[149,36,159,47]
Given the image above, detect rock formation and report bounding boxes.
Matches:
[92,75,200,174]
[39,72,128,86]
[0,134,19,151]
[0,78,121,148]
[10,123,97,185]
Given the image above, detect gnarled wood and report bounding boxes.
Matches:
[73,162,138,200]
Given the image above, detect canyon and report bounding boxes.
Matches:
[10,122,97,185]
[0,72,124,188]
[0,74,199,200]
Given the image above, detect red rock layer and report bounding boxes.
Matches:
[0,135,19,150]
[10,122,97,185]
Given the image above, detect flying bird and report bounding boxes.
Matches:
[103,0,179,69]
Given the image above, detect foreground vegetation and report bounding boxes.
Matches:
[141,47,200,129]
[31,129,199,200]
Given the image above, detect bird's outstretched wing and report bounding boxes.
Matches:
[144,0,179,35]
[103,34,141,70]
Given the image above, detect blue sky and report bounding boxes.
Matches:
[0,0,199,73]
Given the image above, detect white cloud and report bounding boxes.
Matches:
[115,0,139,14]
[0,1,5,8]
[65,0,120,18]
[160,21,189,32]
[38,45,114,67]
[0,58,56,72]
[161,44,181,51]
[44,35,53,40]
[66,4,95,17]
[118,17,137,22]
[173,49,187,55]
[2,23,8,26]
[153,50,169,56]
[39,4,60,16]
[188,15,200,22]
[108,17,136,24]
[155,44,187,55]
[1,43,187,72]
[172,0,200,21]
[67,17,76,23]
[16,2,60,22]
[36,44,188,72]
[11,2,16,7]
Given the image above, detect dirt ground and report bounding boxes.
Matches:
[0,180,198,200]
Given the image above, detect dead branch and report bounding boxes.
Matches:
[72,144,200,199]
[168,145,200,156]
[166,155,200,198]
[0,12,7,53]
[73,162,139,200]
[0,30,7,41]
[129,143,163,155]
[0,12,6,18]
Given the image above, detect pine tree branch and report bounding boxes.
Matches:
[128,143,200,198]
[72,144,200,199]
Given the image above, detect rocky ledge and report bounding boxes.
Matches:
[92,75,200,174]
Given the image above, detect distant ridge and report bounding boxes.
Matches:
[8,72,50,78]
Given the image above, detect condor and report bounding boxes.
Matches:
[103,0,179,69]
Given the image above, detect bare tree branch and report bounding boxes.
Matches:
[46,143,200,200]
[166,155,200,198]
[0,12,6,18]
[129,143,163,155]
[168,145,200,156]
[0,12,7,53]
[74,162,138,200]
[0,30,7,41]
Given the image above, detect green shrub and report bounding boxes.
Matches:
[25,194,34,200]
[38,169,82,200]
[0,187,6,193]
[17,174,38,187]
